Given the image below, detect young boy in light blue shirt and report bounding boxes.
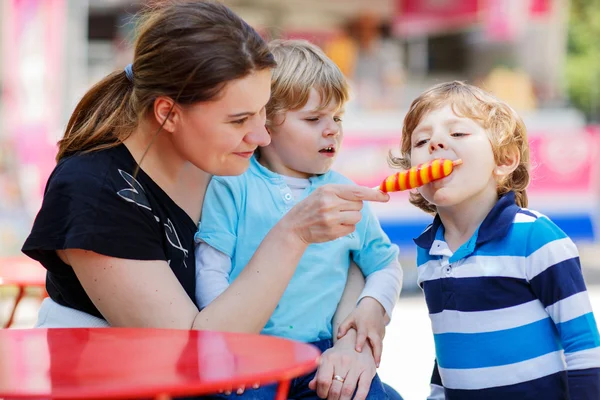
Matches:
[195,39,403,399]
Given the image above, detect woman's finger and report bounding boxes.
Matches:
[339,369,360,400]
[310,359,334,398]
[327,378,344,400]
[353,371,372,400]
[338,210,362,226]
[336,198,364,212]
[332,185,389,203]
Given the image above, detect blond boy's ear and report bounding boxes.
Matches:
[494,146,520,182]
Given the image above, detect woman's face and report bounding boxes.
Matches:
[172,69,272,176]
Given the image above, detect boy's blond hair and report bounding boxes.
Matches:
[266,39,349,126]
[390,81,530,214]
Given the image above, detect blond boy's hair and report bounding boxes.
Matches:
[390,81,530,214]
[266,39,349,126]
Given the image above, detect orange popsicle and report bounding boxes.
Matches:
[375,158,463,192]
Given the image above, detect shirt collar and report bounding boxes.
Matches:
[413,191,519,250]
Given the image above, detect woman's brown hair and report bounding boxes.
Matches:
[57,0,276,161]
[390,81,530,214]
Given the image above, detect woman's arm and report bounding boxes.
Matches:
[62,249,200,329]
[67,184,390,333]
[193,221,308,332]
[64,220,307,331]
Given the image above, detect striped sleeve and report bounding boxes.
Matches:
[525,215,600,399]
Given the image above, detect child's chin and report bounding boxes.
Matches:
[431,189,459,207]
[313,167,332,175]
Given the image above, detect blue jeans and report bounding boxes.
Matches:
[203,339,402,400]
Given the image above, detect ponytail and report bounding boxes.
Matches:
[56,70,136,161]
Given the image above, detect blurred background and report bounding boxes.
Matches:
[0,0,599,398]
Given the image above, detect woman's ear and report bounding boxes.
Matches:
[153,96,179,133]
[494,146,520,181]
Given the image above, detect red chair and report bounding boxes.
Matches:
[0,256,47,328]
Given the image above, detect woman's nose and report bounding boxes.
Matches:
[246,125,271,147]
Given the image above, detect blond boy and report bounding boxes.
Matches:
[194,40,403,399]
[398,81,600,399]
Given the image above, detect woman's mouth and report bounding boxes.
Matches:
[233,151,255,159]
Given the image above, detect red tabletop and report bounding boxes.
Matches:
[0,328,321,399]
[0,257,46,286]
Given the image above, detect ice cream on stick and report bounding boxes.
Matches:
[374,158,463,192]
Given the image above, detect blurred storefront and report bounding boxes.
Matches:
[393,0,566,110]
[0,0,87,256]
[80,0,570,110]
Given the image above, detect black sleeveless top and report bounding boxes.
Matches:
[22,144,197,318]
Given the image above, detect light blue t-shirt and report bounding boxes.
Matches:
[196,156,399,342]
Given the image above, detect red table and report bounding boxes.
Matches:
[0,257,47,327]
[0,328,320,399]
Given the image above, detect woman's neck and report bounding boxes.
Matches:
[124,122,211,224]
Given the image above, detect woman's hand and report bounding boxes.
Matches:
[283,184,389,244]
[308,329,377,400]
[337,297,388,367]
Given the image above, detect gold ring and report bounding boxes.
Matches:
[333,375,345,383]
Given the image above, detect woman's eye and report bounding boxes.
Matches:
[232,118,248,125]
[414,139,428,147]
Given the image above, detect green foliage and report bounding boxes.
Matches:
[565,0,600,120]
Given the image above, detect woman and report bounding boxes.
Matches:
[22,2,400,399]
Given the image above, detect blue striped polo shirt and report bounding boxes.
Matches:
[415,192,600,400]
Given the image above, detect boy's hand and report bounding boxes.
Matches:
[336,297,388,367]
